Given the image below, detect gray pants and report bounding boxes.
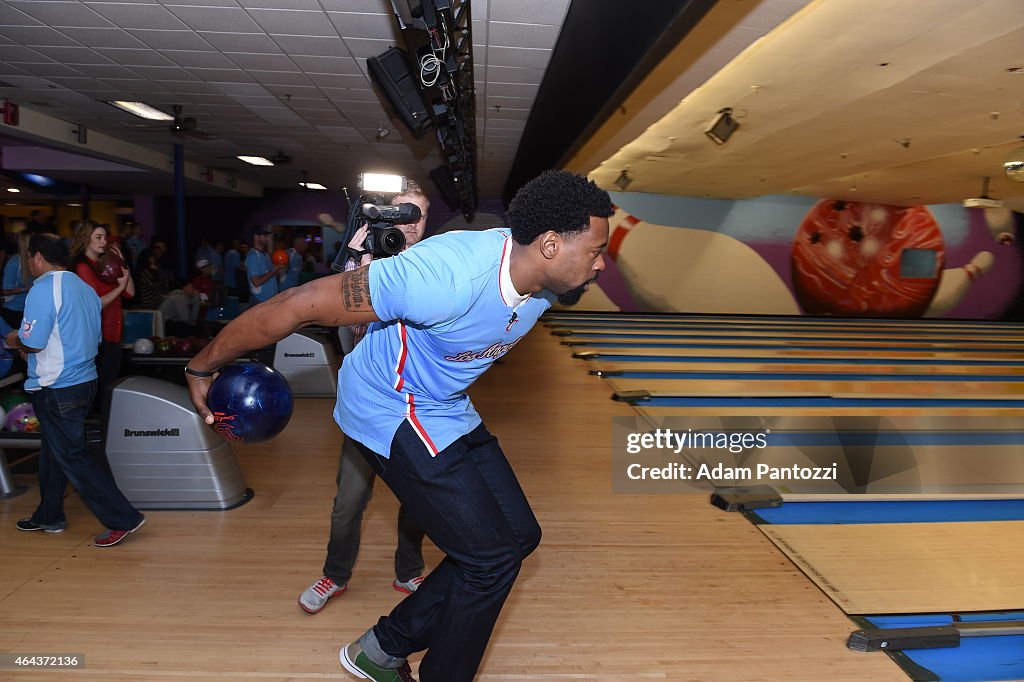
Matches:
[323,437,426,584]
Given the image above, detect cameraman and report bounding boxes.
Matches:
[298,180,430,615]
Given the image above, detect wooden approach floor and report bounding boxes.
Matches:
[0,331,902,681]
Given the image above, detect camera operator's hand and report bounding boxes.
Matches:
[348,225,373,266]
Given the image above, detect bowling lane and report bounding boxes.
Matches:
[558,330,1024,348]
[584,359,1024,376]
[755,520,1024,615]
[563,342,1024,359]
[544,312,1024,331]
[547,321,1024,339]
[601,375,1024,397]
[574,352,1024,369]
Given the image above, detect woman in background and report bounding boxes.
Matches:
[70,220,134,411]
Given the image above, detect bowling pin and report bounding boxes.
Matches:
[923,251,994,317]
[608,207,801,314]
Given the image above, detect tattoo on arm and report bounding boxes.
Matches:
[341,267,372,312]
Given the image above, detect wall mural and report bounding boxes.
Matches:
[588,192,1023,320]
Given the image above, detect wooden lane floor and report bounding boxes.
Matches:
[544,311,1024,328]
[561,339,1024,356]
[561,344,1024,361]
[0,330,904,682]
[550,327,1024,343]
[755,520,1024,615]
[599,376,1024,397]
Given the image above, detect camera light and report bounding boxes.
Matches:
[359,173,405,193]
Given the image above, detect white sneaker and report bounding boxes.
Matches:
[392,576,424,594]
[298,575,347,613]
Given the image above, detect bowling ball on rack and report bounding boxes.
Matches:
[6,402,39,432]
[272,249,289,267]
[206,362,293,444]
[93,251,126,285]
[133,338,155,355]
[191,337,210,351]
[170,337,193,356]
[155,337,173,355]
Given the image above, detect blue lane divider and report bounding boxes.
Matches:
[572,340,1024,354]
[753,500,1024,525]
[600,370,1024,382]
[629,396,1024,408]
[861,613,1024,682]
[580,353,1024,367]
[553,324,1024,339]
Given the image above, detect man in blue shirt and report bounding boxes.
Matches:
[280,235,308,291]
[186,171,611,682]
[8,233,145,548]
[245,226,283,303]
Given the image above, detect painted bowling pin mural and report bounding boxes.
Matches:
[607,207,801,314]
[601,195,1021,319]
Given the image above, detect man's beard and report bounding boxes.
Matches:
[557,283,588,306]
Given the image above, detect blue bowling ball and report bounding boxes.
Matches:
[206,362,293,443]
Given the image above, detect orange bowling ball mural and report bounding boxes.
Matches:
[791,200,944,317]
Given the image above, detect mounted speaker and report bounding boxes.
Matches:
[367,47,432,139]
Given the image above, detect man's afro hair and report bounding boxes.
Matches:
[509,170,614,245]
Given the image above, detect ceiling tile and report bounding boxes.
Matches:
[224,52,297,71]
[326,11,395,39]
[127,65,200,80]
[96,47,178,66]
[291,55,360,74]
[0,26,81,46]
[165,6,263,32]
[343,37,394,59]
[487,45,550,69]
[72,63,139,79]
[9,1,113,28]
[189,67,258,82]
[58,27,147,49]
[0,45,55,63]
[486,64,544,84]
[163,50,237,69]
[488,21,560,50]
[247,70,314,86]
[306,72,367,88]
[271,34,349,57]
[247,9,337,36]
[0,4,42,26]
[86,3,190,31]
[128,29,215,50]
[488,0,569,26]
[31,46,114,65]
[197,31,281,53]
[239,0,322,8]
[15,62,85,78]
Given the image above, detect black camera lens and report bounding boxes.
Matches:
[381,229,406,254]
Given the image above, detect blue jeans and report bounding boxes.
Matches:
[352,422,542,682]
[29,381,142,531]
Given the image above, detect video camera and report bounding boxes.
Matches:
[331,173,421,272]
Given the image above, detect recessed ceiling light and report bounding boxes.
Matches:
[299,182,327,190]
[6,187,20,193]
[237,155,274,166]
[107,101,174,121]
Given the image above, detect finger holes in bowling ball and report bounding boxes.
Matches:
[206,362,293,444]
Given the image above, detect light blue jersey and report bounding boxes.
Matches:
[2,257,31,311]
[245,248,278,302]
[335,229,553,456]
[19,270,101,391]
[280,248,302,290]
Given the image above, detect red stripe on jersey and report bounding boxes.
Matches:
[393,322,408,391]
[406,394,439,456]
